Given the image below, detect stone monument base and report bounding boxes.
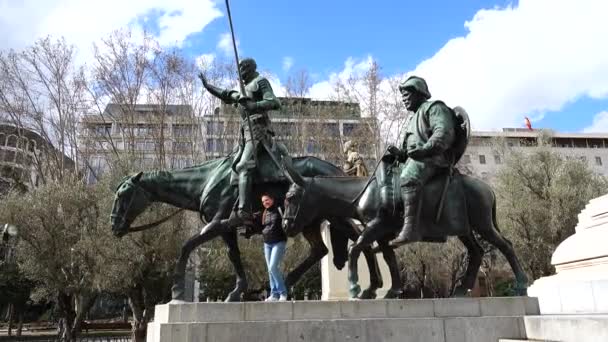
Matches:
[528,194,608,314]
[147,297,539,342]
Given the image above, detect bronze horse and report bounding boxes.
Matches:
[110,154,385,301]
[281,162,529,298]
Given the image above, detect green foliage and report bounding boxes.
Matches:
[494,279,517,297]
[495,143,608,279]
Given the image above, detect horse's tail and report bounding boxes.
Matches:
[490,189,502,233]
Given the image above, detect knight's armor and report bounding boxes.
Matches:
[202,58,286,223]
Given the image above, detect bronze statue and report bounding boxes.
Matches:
[342,140,368,177]
[198,57,288,227]
[385,76,468,247]
[281,76,528,298]
[110,154,385,301]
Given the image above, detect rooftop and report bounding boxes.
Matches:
[472,128,608,139]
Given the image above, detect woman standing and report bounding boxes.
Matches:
[260,193,288,301]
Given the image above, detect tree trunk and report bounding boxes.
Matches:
[7,303,13,337]
[16,309,23,337]
[132,319,148,342]
[57,292,76,342]
[128,285,148,342]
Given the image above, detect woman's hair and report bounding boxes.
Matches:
[261,192,274,200]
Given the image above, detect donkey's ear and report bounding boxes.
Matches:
[132,171,144,183]
[282,160,305,187]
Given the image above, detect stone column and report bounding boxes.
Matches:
[528,193,608,314]
[320,222,391,300]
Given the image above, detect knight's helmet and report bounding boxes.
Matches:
[398,76,431,99]
[239,58,257,81]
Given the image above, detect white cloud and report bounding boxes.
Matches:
[583,111,608,133]
[0,0,222,58]
[308,0,608,131]
[196,53,216,69]
[282,57,294,72]
[309,56,375,100]
[408,0,608,130]
[217,32,240,57]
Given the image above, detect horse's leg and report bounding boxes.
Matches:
[171,220,227,301]
[284,220,327,289]
[452,234,484,297]
[377,237,403,299]
[222,230,248,302]
[477,227,529,295]
[348,218,385,299]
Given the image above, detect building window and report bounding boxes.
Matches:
[342,123,357,136]
[174,125,194,137]
[462,155,471,164]
[322,123,339,135]
[6,135,18,148]
[479,155,486,164]
[494,155,502,164]
[206,138,215,152]
[174,142,192,152]
[595,156,602,166]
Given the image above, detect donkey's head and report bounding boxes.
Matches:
[281,162,318,237]
[110,172,151,237]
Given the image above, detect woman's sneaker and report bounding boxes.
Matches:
[265,296,277,302]
[278,294,288,302]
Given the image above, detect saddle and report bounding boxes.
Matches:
[385,167,470,241]
[229,140,291,186]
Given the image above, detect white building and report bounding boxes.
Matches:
[461,128,608,181]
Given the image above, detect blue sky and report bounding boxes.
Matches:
[2,0,608,133]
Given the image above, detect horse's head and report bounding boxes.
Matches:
[110,172,150,238]
[282,162,317,237]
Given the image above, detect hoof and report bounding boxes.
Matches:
[349,284,361,299]
[359,288,377,300]
[383,289,402,299]
[515,284,528,296]
[452,286,470,297]
[225,291,242,302]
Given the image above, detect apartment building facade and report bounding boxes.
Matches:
[460,128,608,181]
[80,98,376,182]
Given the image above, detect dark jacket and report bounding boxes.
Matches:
[259,206,286,244]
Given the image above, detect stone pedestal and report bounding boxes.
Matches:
[146,297,539,342]
[320,222,391,300]
[528,194,608,314]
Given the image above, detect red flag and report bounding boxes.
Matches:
[524,117,532,130]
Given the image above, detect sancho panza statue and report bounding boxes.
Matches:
[385,75,468,247]
[199,58,288,225]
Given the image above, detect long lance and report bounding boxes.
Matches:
[225,0,256,157]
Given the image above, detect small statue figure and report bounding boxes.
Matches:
[342,140,368,177]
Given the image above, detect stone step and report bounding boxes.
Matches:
[499,339,558,342]
[524,315,608,342]
[149,316,528,342]
[154,297,539,324]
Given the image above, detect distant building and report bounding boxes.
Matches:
[0,121,74,193]
[460,128,608,182]
[205,97,377,164]
[80,98,377,182]
[79,104,201,183]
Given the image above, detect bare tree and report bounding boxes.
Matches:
[0,37,86,184]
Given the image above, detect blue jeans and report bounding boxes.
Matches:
[264,241,287,298]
